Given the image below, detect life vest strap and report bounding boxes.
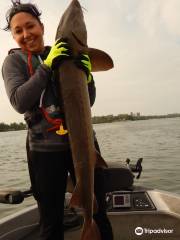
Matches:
[26,51,67,135]
[40,107,68,135]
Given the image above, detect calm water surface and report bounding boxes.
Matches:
[0,118,180,218]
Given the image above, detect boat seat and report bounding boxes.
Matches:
[104,167,134,192]
[66,166,134,193]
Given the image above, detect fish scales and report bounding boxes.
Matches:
[55,0,113,239]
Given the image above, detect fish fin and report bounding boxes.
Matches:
[81,219,101,240]
[95,150,108,168]
[87,48,114,72]
[69,183,83,208]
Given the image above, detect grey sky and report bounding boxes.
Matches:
[0,0,180,123]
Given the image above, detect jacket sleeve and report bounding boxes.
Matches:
[88,74,96,107]
[2,53,52,114]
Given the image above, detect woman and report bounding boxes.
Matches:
[2,1,113,240]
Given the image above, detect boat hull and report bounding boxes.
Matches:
[0,188,180,240]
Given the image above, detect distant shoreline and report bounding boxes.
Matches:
[92,113,180,124]
[0,113,180,132]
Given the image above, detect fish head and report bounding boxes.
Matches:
[56,0,87,55]
[56,0,114,71]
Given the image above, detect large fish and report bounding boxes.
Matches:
[55,0,114,239]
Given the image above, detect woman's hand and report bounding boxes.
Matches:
[44,39,71,70]
[75,54,92,83]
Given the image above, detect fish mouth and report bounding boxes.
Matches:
[72,32,87,48]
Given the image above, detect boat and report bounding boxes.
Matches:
[0,166,180,240]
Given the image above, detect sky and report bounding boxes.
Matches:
[0,0,180,123]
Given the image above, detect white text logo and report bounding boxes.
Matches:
[135,227,143,236]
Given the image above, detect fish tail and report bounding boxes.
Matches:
[81,219,101,240]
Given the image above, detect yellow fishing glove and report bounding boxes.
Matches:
[75,54,92,83]
[44,39,71,70]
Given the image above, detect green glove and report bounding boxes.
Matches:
[44,39,70,70]
[75,54,92,83]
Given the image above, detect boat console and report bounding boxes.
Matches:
[103,167,180,240]
[103,166,156,211]
[107,190,156,211]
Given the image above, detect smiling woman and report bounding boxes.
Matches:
[4,1,44,53]
[1,1,113,240]
[10,12,44,53]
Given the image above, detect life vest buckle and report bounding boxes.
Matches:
[56,124,68,135]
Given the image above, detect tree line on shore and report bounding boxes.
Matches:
[0,122,26,132]
[92,113,180,124]
[0,113,180,132]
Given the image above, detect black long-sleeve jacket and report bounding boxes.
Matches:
[2,47,96,151]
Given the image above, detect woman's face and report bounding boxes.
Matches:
[10,12,44,53]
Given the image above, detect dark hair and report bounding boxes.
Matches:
[4,0,42,31]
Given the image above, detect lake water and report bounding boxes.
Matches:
[0,118,180,218]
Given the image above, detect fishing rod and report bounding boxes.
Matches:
[0,189,32,204]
